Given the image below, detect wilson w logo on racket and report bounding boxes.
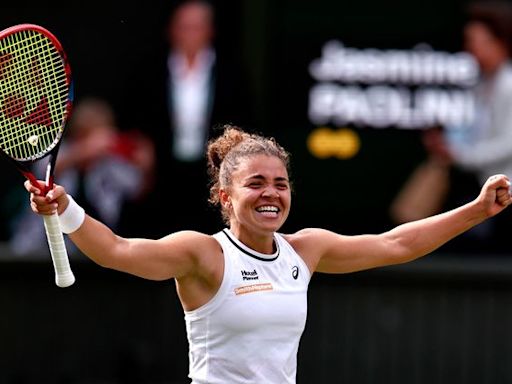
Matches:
[0,24,75,287]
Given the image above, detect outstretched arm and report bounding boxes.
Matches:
[25,181,213,281]
[292,174,512,274]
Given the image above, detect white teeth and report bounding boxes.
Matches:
[256,206,279,212]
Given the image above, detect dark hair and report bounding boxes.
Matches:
[206,125,291,223]
[466,1,512,52]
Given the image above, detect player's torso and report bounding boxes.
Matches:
[185,229,311,384]
[216,231,309,334]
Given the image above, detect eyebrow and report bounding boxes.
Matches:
[245,174,289,182]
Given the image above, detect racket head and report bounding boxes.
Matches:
[0,24,73,164]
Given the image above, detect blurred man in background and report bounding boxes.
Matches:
[124,0,252,237]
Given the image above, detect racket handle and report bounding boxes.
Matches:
[43,213,75,288]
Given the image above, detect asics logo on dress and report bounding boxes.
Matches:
[241,269,259,281]
[292,266,299,280]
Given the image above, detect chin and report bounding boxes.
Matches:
[260,221,284,233]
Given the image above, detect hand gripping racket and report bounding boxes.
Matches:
[0,24,75,287]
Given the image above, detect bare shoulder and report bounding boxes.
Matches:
[158,230,224,279]
[167,231,225,311]
[283,228,337,244]
[160,230,220,248]
[158,230,223,262]
[282,228,337,271]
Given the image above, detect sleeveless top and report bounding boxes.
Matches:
[184,229,311,384]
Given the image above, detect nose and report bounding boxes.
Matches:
[262,186,279,198]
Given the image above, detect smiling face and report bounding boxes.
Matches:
[221,154,291,242]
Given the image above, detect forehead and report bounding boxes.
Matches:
[232,154,288,180]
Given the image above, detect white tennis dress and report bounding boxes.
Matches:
[184,229,311,384]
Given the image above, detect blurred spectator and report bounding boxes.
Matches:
[122,0,252,236]
[394,1,512,253]
[441,1,512,181]
[9,97,155,256]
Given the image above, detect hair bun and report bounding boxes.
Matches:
[207,124,249,171]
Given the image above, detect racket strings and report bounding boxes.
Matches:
[0,35,61,158]
[1,31,65,157]
[0,28,69,161]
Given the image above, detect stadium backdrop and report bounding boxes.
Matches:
[0,0,468,240]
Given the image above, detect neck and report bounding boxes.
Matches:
[175,46,210,70]
[184,52,199,69]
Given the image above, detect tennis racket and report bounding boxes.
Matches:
[0,24,75,287]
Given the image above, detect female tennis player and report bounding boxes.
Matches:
[25,125,512,384]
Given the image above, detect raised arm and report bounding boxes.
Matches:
[25,181,215,281]
[290,174,512,274]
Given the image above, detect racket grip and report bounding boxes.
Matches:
[43,213,75,288]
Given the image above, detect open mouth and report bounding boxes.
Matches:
[255,205,280,217]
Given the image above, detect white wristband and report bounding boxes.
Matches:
[58,194,85,234]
